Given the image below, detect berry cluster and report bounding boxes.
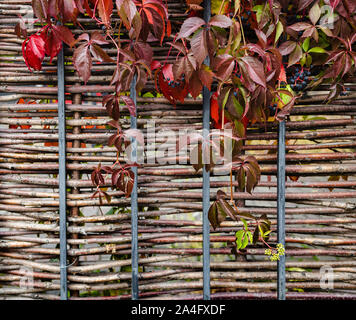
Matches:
[287,66,312,92]
[166,74,185,88]
[268,103,278,116]
[265,243,285,261]
[340,87,351,96]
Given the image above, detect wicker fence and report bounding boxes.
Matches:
[1,0,356,300]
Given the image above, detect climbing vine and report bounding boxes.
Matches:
[17,0,356,260]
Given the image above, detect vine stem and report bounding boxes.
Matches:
[229,168,240,213]
[218,0,227,15]
[238,14,247,55]
[260,234,277,252]
[164,33,178,66]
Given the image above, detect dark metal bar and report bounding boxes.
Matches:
[202,0,211,301]
[57,46,68,300]
[277,120,286,300]
[130,75,139,300]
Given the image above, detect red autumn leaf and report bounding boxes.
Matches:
[91,30,109,45]
[161,63,174,80]
[177,16,205,39]
[97,0,113,25]
[157,64,189,105]
[198,64,213,90]
[42,29,62,63]
[297,0,315,11]
[121,95,136,117]
[288,44,303,67]
[52,25,76,47]
[73,31,111,83]
[210,92,231,129]
[112,169,135,197]
[240,56,266,88]
[59,0,81,22]
[288,22,313,32]
[214,54,235,82]
[190,29,208,66]
[172,53,196,80]
[254,29,267,48]
[188,70,202,99]
[32,0,48,21]
[329,0,341,9]
[278,64,287,82]
[103,94,120,120]
[90,43,114,62]
[116,0,138,30]
[278,41,297,56]
[231,156,261,194]
[23,34,46,71]
[208,14,232,28]
[241,115,249,129]
[73,43,92,84]
[151,60,161,70]
[136,0,171,44]
[15,20,27,39]
[210,92,221,129]
[133,41,153,64]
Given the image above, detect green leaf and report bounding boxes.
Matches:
[222,87,231,109]
[275,21,283,44]
[235,230,244,249]
[302,38,310,52]
[306,54,312,67]
[264,230,272,236]
[231,31,241,52]
[286,267,307,272]
[259,221,271,239]
[240,232,249,249]
[252,5,264,23]
[240,218,248,230]
[232,95,244,118]
[258,224,264,237]
[308,47,327,54]
[105,207,117,215]
[300,54,306,66]
[246,231,253,244]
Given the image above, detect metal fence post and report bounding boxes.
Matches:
[277,119,286,300]
[203,0,211,301]
[130,75,139,300]
[57,45,68,300]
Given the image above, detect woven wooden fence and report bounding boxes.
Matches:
[1,0,356,300]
